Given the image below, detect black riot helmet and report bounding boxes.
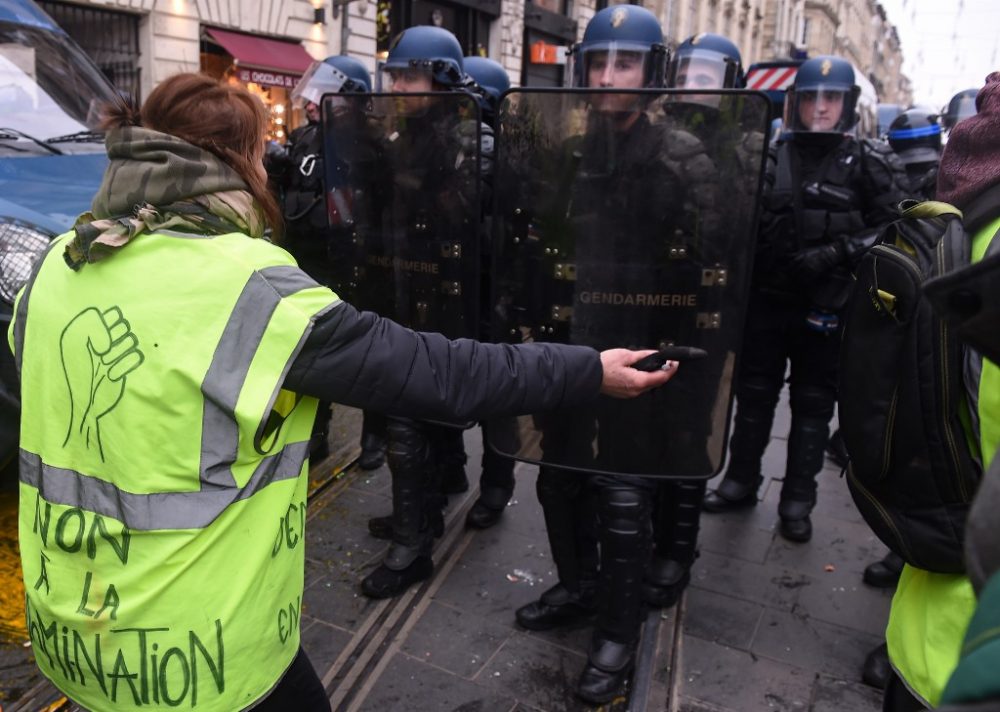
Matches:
[463,55,510,119]
[782,55,860,135]
[381,26,467,91]
[942,88,978,131]
[667,32,744,90]
[569,4,668,89]
[888,107,942,165]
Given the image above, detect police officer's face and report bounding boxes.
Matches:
[798,90,845,131]
[305,102,320,123]
[387,67,434,93]
[675,58,725,90]
[387,67,435,115]
[674,58,726,108]
[588,51,645,113]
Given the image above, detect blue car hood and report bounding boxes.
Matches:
[0,153,107,234]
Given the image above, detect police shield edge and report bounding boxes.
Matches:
[320,91,484,340]
[488,87,770,479]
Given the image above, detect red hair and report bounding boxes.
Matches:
[101,73,282,236]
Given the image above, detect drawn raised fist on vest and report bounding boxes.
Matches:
[60,306,145,460]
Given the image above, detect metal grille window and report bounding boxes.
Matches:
[36,1,141,101]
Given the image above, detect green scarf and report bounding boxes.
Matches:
[65,126,267,270]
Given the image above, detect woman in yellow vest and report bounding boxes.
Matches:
[883,74,1000,711]
[9,73,677,712]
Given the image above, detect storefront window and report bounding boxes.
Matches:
[199,29,313,144]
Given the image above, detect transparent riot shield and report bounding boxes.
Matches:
[487,88,770,479]
[320,91,484,340]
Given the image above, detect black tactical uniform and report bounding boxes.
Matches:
[354,28,491,598]
[703,56,909,542]
[516,104,687,705]
[462,57,519,530]
[358,97,482,597]
[282,114,330,280]
[643,33,765,608]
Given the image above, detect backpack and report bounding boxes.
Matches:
[839,199,981,573]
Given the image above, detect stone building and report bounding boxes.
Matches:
[801,0,912,105]
[36,0,907,141]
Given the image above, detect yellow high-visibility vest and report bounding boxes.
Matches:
[11,229,339,711]
[886,215,1000,706]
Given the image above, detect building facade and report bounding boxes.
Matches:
[41,0,909,139]
[801,0,912,106]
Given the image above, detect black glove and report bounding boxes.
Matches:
[790,242,844,280]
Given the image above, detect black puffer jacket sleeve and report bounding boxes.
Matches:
[284,301,603,422]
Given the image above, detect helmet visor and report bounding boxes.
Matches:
[947,95,977,128]
[669,49,732,90]
[379,65,435,93]
[291,61,351,108]
[571,43,655,90]
[783,87,856,133]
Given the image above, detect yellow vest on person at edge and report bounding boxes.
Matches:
[10,229,339,711]
[886,216,1000,707]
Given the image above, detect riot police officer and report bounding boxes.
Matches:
[942,88,978,133]
[459,55,520,530]
[702,56,909,542]
[359,26,484,598]
[888,107,943,201]
[643,32,758,609]
[283,56,370,279]
[293,56,392,472]
[281,55,374,462]
[512,6,680,703]
[462,56,509,129]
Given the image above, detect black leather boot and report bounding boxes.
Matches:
[703,396,775,512]
[645,480,703,607]
[778,415,828,543]
[862,641,891,689]
[465,484,513,529]
[863,552,905,588]
[362,418,437,599]
[360,556,434,599]
[535,465,600,605]
[359,438,386,470]
[467,430,516,529]
[642,557,691,609]
[580,485,650,703]
[515,581,597,631]
[577,632,636,704]
[359,411,388,470]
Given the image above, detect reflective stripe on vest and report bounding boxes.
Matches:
[15,261,338,530]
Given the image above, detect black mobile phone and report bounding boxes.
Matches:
[630,346,708,372]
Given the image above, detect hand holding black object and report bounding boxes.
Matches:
[600,349,680,398]
[629,346,708,372]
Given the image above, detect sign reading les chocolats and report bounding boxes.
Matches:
[236,67,299,88]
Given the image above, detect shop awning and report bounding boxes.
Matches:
[204,27,315,76]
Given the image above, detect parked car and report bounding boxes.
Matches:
[0,0,117,476]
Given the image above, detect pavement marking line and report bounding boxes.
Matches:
[667,594,688,711]
[344,526,479,711]
[321,483,479,709]
[628,607,664,711]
